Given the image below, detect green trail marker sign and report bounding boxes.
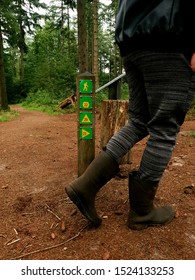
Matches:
[79,112,93,124]
[79,80,93,93]
[79,127,93,140]
[77,73,95,176]
[79,96,93,109]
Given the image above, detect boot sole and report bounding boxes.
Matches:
[65,186,102,227]
[128,211,175,231]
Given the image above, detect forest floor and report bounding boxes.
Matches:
[0,105,195,260]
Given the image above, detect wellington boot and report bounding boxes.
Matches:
[65,150,119,226]
[128,171,175,230]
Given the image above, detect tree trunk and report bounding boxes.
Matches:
[0,26,8,110]
[92,0,99,87]
[67,6,70,57]
[100,100,132,164]
[77,0,88,73]
[18,21,26,97]
[60,0,65,54]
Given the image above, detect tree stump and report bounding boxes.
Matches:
[100,100,132,165]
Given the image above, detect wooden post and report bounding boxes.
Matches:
[100,100,132,165]
[77,72,95,176]
[108,80,121,100]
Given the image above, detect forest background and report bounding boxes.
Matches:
[0,0,194,118]
[0,0,128,114]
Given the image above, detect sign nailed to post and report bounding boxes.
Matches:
[80,127,93,140]
[77,73,95,176]
[78,79,94,141]
[79,112,92,124]
[80,96,93,109]
[79,80,93,94]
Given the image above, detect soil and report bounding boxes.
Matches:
[0,105,195,260]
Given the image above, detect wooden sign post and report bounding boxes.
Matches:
[77,72,95,176]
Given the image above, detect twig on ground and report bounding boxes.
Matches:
[5,237,15,245]
[7,238,20,246]
[12,223,89,260]
[21,212,35,216]
[50,222,55,229]
[18,243,32,255]
[5,228,20,245]
[124,198,128,204]
[47,208,61,221]
[13,228,18,235]
[46,205,61,221]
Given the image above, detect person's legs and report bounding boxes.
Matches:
[127,51,193,229]
[138,52,193,180]
[65,149,119,226]
[106,58,149,162]
[65,57,150,226]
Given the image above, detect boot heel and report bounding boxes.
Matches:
[128,172,175,230]
[65,150,119,226]
[65,185,102,227]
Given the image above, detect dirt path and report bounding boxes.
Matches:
[0,105,195,260]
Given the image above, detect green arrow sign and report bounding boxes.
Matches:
[79,80,93,93]
[79,112,93,124]
[80,127,93,140]
[80,96,93,109]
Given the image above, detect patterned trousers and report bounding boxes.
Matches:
[106,51,194,181]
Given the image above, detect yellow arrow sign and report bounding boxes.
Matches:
[80,128,93,140]
[82,129,90,138]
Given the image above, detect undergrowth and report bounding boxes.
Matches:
[0,109,19,122]
[21,90,68,115]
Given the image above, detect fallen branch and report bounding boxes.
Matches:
[12,223,89,260]
[58,94,77,109]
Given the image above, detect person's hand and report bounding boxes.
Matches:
[190,53,195,71]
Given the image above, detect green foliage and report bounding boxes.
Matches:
[4,51,22,104]
[96,90,108,107]
[2,0,120,110]
[21,89,71,115]
[120,82,129,100]
[22,90,57,105]
[23,21,77,101]
[190,131,195,137]
[186,97,195,120]
[22,89,57,110]
[0,109,19,122]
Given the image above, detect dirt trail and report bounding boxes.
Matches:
[0,105,195,260]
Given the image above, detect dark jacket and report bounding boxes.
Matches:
[115,0,195,60]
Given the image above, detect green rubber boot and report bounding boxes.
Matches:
[65,150,119,226]
[128,171,175,230]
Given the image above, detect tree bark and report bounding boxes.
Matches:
[0,26,8,110]
[92,0,99,87]
[77,0,88,73]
